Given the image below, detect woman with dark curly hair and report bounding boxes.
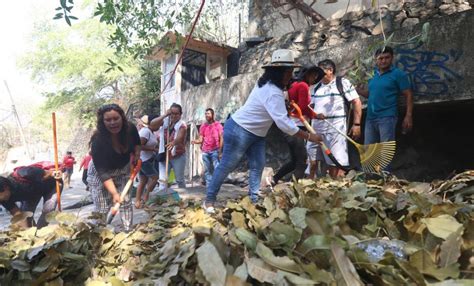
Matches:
[87,104,140,231]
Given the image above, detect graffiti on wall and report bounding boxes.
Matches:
[396,44,463,97]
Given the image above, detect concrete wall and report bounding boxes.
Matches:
[181,9,474,123]
[178,9,474,181]
[247,0,387,38]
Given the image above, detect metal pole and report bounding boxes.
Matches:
[3,80,31,159]
[238,13,241,45]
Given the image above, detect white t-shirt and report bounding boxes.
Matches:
[139,127,158,161]
[158,117,185,156]
[232,82,299,137]
[310,77,359,134]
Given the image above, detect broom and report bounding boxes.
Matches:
[288,102,349,172]
[307,105,396,173]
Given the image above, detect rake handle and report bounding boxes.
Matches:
[106,160,142,224]
[289,101,349,172]
[307,104,358,146]
[322,119,358,146]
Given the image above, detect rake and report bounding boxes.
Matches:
[288,101,349,172]
[307,105,396,173]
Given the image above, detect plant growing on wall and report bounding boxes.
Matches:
[346,21,431,85]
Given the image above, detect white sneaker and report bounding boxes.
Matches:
[265,176,275,191]
[202,202,215,214]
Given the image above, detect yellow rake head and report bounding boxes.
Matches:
[356,141,396,173]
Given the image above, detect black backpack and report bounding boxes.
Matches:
[313,76,360,170]
[313,76,351,121]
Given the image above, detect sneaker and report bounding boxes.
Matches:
[265,176,276,191]
[202,202,216,214]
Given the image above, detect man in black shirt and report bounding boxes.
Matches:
[0,166,63,228]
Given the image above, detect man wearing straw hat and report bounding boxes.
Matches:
[202,49,323,213]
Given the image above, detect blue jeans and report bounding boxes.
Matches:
[202,149,220,186]
[206,118,265,204]
[158,154,186,189]
[364,116,397,144]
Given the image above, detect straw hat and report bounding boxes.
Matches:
[137,115,149,127]
[262,49,301,68]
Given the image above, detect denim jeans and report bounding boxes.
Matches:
[273,132,307,182]
[158,154,186,190]
[364,116,397,144]
[202,149,220,186]
[206,118,265,204]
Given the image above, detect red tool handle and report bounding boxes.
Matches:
[106,160,142,224]
[288,102,348,172]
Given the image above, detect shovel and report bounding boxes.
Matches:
[288,101,349,172]
[106,159,142,224]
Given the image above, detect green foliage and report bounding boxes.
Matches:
[19,15,144,126]
[56,0,248,58]
[54,0,78,26]
[346,22,431,85]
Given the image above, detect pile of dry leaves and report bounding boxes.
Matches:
[0,171,473,285]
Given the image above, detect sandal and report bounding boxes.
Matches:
[134,199,144,209]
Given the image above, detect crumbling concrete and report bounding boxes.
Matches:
[247,0,471,40]
[179,9,474,181]
[182,9,474,123]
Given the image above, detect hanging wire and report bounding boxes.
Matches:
[159,0,206,98]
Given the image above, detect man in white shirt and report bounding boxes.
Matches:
[134,115,159,208]
[308,59,362,178]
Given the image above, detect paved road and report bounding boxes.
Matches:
[0,171,247,231]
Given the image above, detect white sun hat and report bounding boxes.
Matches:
[262,49,301,68]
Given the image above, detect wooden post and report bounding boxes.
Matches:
[52,112,61,211]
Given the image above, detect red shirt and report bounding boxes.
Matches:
[62,155,75,168]
[80,154,92,170]
[199,121,223,153]
[288,81,312,118]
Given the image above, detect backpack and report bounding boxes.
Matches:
[12,161,62,184]
[313,76,351,122]
[313,76,360,169]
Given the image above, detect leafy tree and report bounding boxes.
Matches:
[20,17,141,125]
[56,0,249,58]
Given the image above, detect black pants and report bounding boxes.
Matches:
[20,180,63,228]
[273,133,308,182]
[82,169,88,186]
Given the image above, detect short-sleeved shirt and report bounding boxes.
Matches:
[288,81,312,126]
[199,121,223,153]
[310,77,359,134]
[80,154,92,170]
[62,155,75,169]
[158,118,187,158]
[91,122,140,182]
[367,66,411,119]
[139,127,158,161]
